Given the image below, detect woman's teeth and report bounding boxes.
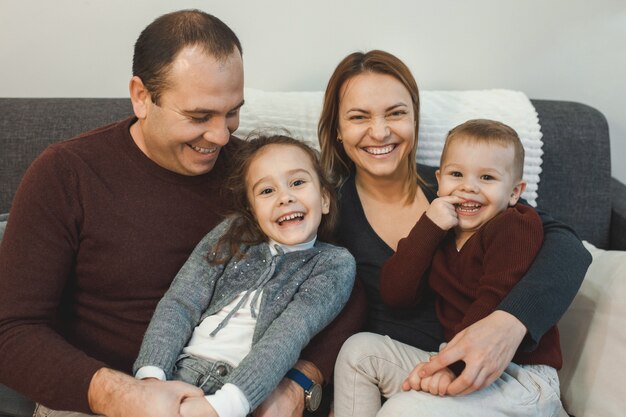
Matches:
[364,144,395,155]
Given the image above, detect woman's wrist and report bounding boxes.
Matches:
[493,310,527,345]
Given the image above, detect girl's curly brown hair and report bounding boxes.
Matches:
[209,133,338,264]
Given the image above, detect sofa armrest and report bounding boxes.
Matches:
[611,177,626,251]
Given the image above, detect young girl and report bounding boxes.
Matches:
[133,134,356,417]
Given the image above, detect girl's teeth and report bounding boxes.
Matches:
[278,213,304,224]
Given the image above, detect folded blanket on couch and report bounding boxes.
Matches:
[237,88,543,206]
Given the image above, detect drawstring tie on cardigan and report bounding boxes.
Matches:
[209,245,283,336]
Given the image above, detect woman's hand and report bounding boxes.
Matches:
[425,196,465,230]
[417,310,526,396]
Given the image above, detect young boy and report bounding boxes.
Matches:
[333,119,562,417]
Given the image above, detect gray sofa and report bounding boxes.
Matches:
[0,98,625,417]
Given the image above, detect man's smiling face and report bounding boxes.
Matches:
[132,46,244,176]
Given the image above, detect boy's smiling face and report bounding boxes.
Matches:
[436,138,526,242]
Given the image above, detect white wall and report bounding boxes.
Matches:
[1,0,624,182]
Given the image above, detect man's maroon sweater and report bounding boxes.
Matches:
[0,118,240,411]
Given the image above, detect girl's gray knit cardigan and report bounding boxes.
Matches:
[133,219,356,409]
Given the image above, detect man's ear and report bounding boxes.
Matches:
[129,76,151,119]
[509,180,527,206]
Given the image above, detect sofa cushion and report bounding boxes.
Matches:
[558,241,626,417]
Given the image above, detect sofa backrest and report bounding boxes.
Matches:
[532,99,612,248]
[0,97,613,248]
[0,98,133,215]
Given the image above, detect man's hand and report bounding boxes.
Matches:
[253,360,322,417]
[402,362,454,396]
[180,396,218,417]
[417,310,526,396]
[88,367,204,417]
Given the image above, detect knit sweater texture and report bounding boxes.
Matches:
[133,219,356,409]
[0,118,241,412]
[381,204,562,369]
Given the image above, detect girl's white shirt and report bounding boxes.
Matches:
[135,237,317,417]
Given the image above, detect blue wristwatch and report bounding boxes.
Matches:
[286,368,322,412]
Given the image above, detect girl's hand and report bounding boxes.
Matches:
[425,195,465,230]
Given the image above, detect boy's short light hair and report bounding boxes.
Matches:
[441,119,525,181]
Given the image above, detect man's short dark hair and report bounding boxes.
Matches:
[133,9,242,104]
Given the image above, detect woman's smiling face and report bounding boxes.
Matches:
[337,72,416,182]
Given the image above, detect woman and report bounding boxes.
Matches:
[254,50,590,417]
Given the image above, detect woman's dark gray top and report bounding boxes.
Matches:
[335,164,591,351]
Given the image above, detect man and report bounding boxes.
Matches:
[0,10,247,416]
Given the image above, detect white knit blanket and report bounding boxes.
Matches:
[237,88,543,206]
